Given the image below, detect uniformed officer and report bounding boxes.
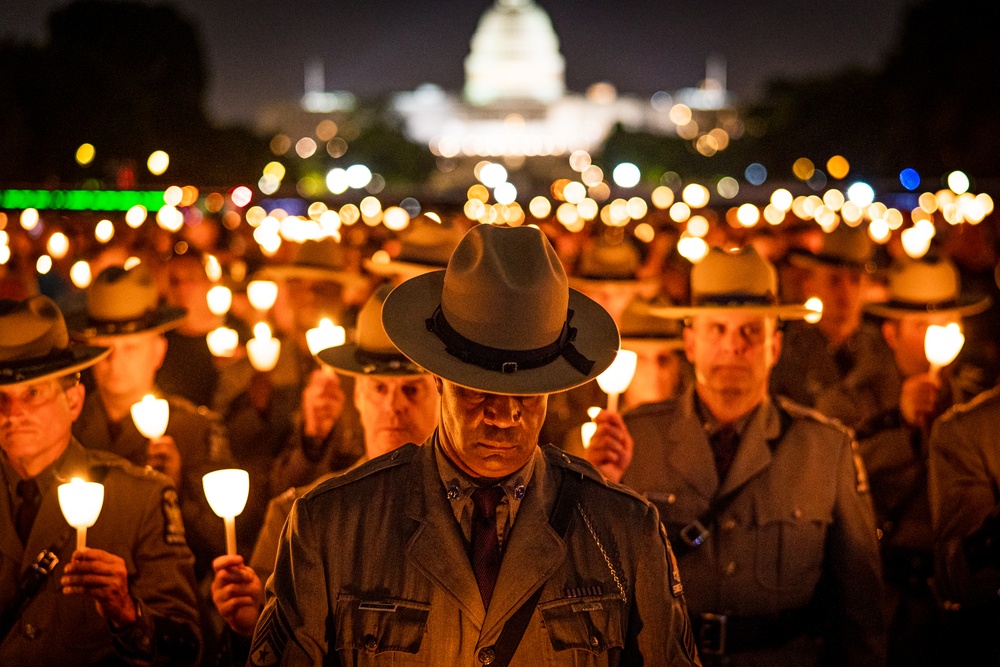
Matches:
[586,245,885,666]
[250,224,700,665]
[66,263,235,579]
[210,284,439,658]
[771,223,895,425]
[928,385,1000,663]
[0,295,201,665]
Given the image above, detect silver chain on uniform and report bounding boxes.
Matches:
[576,503,628,603]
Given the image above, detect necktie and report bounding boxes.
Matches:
[470,486,505,609]
[15,479,41,545]
[711,426,740,483]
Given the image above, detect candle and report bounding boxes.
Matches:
[58,477,105,550]
[581,421,598,449]
[247,280,278,311]
[596,349,638,413]
[206,326,240,357]
[130,394,169,439]
[247,322,281,372]
[925,322,964,380]
[804,297,824,324]
[206,285,233,316]
[306,318,346,357]
[202,469,250,556]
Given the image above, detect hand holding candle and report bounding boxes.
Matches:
[924,322,964,381]
[58,477,105,550]
[203,469,250,556]
[131,394,169,439]
[596,349,638,413]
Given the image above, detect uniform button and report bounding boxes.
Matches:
[363,635,378,651]
[666,493,677,504]
[723,561,737,576]
[792,507,803,520]
[514,484,525,500]
[589,634,600,648]
[22,623,36,640]
[478,646,496,664]
[721,517,737,530]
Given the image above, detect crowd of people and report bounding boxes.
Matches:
[2,208,1000,665]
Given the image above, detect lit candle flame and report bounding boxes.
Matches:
[596,349,638,413]
[58,477,105,550]
[306,317,346,357]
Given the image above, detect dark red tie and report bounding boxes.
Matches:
[711,426,740,483]
[470,486,505,609]
[15,479,41,545]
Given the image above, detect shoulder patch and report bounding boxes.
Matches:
[161,488,187,546]
[249,602,290,666]
[307,443,419,497]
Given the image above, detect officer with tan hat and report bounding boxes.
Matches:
[772,224,895,422]
[210,284,439,649]
[586,245,885,665]
[66,264,234,580]
[249,224,699,665]
[0,295,201,665]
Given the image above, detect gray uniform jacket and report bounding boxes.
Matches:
[622,389,885,666]
[928,385,1000,608]
[0,439,201,666]
[250,438,701,666]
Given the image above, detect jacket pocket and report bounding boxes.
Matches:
[539,593,625,660]
[334,594,430,659]
[754,501,831,593]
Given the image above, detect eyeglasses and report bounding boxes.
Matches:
[0,375,78,414]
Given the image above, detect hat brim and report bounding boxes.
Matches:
[256,265,369,290]
[0,345,110,386]
[648,303,815,320]
[65,306,187,340]
[382,271,620,396]
[787,249,872,273]
[317,342,428,377]
[864,295,992,319]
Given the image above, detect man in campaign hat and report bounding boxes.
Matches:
[250,224,700,665]
[67,264,234,579]
[586,246,885,666]
[0,295,201,665]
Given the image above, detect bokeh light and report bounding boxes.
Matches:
[147,151,170,176]
[612,163,641,188]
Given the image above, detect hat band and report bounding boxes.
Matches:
[353,349,423,375]
[83,310,162,336]
[693,292,778,307]
[877,298,964,312]
[0,349,76,383]
[425,306,595,377]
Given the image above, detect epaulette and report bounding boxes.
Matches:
[939,384,1000,423]
[306,443,419,498]
[541,444,650,505]
[774,394,853,438]
[81,449,168,485]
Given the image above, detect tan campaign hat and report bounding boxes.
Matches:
[568,236,659,292]
[0,295,109,386]
[650,245,813,320]
[363,217,467,281]
[66,264,186,339]
[788,223,876,273]
[317,283,425,377]
[382,224,619,396]
[256,237,368,290]
[619,296,685,350]
[864,256,991,318]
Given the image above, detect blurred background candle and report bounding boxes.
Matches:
[925,322,964,380]
[581,421,597,449]
[247,280,278,312]
[58,477,104,550]
[206,326,239,357]
[596,349,638,413]
[202,469,250,556]
[306,317,346,357]
[206,285,233,316]
[247,322,281,372]
[130,394,169,439]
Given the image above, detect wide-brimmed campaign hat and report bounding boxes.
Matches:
[256,237,368,289]
[864,256,991,318]
[0,296,109,386]
[382,225,620,395]
[650,245,813,320]
[788,224,876,272]
[620,296,685,350]
[568,236,658,292]
[66,264,186,339]
[318,284,425,377]
[363,217,467,280]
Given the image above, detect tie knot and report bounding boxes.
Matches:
[471,486,505,519]
[16,479,39,502]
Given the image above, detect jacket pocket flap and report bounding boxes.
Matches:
[334,594,430,655]
[538,593,625,654]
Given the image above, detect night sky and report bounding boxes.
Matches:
[1,0,915,126]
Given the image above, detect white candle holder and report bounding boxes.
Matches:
[581,421,597,449]
[247,280,278,312]
[247,322,281,372]
[202,469,250,556]
[206,326,240,357]
[58,477,104,550]
[925,322,964,380]
[130,394,169,439]
[206,285,233,317]
[596,349,638,413]
[306,318,346,357]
